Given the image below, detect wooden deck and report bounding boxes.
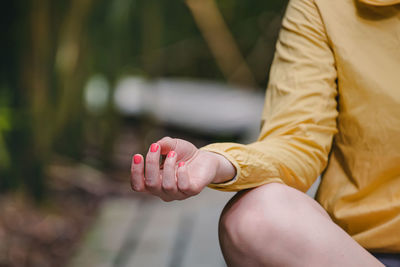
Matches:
[68,176,320,267]
[69,188,235,267]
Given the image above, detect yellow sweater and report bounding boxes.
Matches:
[202,0,400,252]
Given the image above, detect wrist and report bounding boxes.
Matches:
[210,152,236,184]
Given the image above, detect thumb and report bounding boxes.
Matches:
[157,136,177,155]
[157,137,198,162]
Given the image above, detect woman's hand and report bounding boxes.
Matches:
[130,137,236,201]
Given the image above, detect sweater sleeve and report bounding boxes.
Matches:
[201,0,338,192]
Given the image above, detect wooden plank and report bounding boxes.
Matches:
[68,198,141,267]
[121,189,233,267]
[181,189,232,267]
[69,189,234,267]
[122,200,182,267]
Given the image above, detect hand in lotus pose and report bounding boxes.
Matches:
[130,137,236,201]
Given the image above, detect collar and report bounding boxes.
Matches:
[359,0,400,6]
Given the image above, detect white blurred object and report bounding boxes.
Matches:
[84,74,110,115]
[114,77,150,115]
[114,77,265,141]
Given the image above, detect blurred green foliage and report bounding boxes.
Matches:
[0,0,288,200]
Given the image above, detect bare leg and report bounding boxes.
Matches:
[219,183,383,267]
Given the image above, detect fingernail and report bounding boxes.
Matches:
[133,154,142,164]
[167,151,176,158]
[150,143,159,152]
[178,162,185,167]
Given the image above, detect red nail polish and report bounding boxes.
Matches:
[168,151,176,158]
[133,154,142,164]
[150,143,159,152]
[178,162,185,167]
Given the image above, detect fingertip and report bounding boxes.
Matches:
[177,162,186,175]
[167,151,176,158]
[130,156,146,192]
[150,143,160,153]
[133,154,143,164]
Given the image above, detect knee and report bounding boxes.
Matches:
[219,183,327,258]
[219,183,289,251]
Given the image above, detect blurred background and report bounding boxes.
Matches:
[0,0,288,266]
